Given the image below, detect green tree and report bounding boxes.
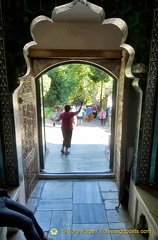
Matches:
[43,63,113,107]
[65,64,92,104]
[88,66,112,107]
[44,66,70,106]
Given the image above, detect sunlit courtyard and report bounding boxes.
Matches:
[43,118,111,173]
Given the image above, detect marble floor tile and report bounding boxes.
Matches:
[10,178,147,240]
[110,233,131,240]
[78,162,109,172]
[41,180,72,199]
[99,179,118,192]
[76,163,91,171]
[62,163,79,172]
[90,157,108,163]
[48,210,72,240]
[66,154,84,159]
[71,224,111,240]
[104,199,119,210]
[101,191,118,200]
[73,204,107,224]
[44,164,66,173]
[37,199,72,210]
[106,209,131,223]
[9,179,147,240]
[65,157,84,163]
[108,222,127,229]
[73,181,102,203]
[82,157,91,162]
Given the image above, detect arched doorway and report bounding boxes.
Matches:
[13,1,140,198]
[35,61,118,175]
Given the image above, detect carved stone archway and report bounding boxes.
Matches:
[13,0,140,199]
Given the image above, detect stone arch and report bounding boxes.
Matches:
[12,0,142,199]
[34,59,120,79]
[35,59,119,172]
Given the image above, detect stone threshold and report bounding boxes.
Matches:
[39,172,115,179]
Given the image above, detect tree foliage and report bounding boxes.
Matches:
[42,63,113,107]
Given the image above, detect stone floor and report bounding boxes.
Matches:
[7,118,146,240]
[8,179,145,240]
[43,118,111,174]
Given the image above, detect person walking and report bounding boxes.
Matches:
[99,108,106,127]
[85,106,92,122]
[0,188,51,240]
[54,101,83,155]
[77,107,84,124]
[92,104,98,119]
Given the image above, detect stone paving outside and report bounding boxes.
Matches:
[43,117,111,174]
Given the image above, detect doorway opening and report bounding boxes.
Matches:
[36,62,117,175]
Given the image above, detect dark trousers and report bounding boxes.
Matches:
[101,118,106,126]
[0,197,44,240]
[62,129,72,148]
[92,111,97,118]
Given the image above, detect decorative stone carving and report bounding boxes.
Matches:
[13,72,39,199]
[0,8,18,186]
[139,8,158,185]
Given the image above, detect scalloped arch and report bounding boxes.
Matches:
[23,0,137,84]
[51,0,105,23]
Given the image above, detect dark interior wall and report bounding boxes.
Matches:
[125,79,140,148]
[1,0,155,93]
[0,136,4,182]
[119,76,142,204]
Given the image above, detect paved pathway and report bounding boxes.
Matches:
[44,118,111,173]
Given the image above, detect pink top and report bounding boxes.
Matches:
[92,105,97,110]
[60,112,75,130]
[99,111,106,119]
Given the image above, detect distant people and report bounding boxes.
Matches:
[85,106,92,122]
[108,106,112,127]
[99,108,106,127]
[53,101,83,155]
[77,107,84,124]
[92,104,98,119]
[71,105,77,127]
[105,107,109,123]
[0,188,51,240]
[51,108,59,127]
